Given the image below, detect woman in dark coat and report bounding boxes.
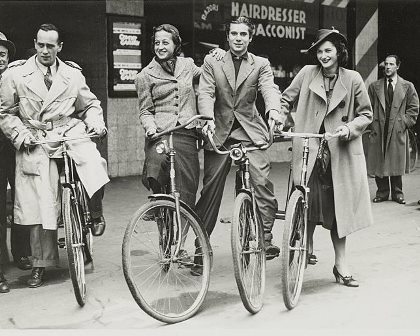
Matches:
[280,29,373,287]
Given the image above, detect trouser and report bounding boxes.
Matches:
[29,224,59,268]
[0,146,31,265]
[55,159,104,219]
[375,175,403,199]
[196,145,278,242]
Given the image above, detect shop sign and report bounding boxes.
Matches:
[108,15,144,97]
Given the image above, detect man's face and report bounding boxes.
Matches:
[0,45,9,74]
[34,29,62,67]
[384,56,399,78]
[227,23,252,56]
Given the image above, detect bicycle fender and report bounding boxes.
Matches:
[148,194,208,232]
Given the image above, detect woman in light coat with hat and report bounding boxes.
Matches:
[279,29,373,287]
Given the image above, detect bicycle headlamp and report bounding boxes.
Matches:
[230,147,243,161]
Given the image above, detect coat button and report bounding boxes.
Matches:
[341,116,348,122]
[339,100,345,108]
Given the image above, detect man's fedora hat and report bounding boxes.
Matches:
[305,28,347,54]
[0,32,16,59]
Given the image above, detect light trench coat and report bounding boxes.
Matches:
[0,56,109,229]
[280,65,373,238]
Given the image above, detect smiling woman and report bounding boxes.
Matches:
[279,28,373,288]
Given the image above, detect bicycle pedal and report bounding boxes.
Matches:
[58,237,66,248]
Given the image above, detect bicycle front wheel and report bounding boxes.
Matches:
[231,192,266,314]
[281,189,306,310]
[62,187,87,307]
[122,199,211,324]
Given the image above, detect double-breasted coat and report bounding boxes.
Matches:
[367,76,419,177]
[280,65,373,238]
[0,56,109,230]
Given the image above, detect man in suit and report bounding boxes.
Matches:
[0,24,109,287]
[367,55,419,204]
[196,16,283,269]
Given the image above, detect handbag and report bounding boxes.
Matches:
[316,137,330,176]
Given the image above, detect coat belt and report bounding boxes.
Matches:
[23,117,73,131]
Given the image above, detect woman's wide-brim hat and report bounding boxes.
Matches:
[0,32,16,59]
[304,28,347,54]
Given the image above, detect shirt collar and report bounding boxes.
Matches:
[35,56,58,76]
[231,52,248,61]
[387,73,398,84]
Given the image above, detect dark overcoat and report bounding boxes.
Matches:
[367,76,419,176]
[280,65,373,238]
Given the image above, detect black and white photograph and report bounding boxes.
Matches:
[0,0,419,335]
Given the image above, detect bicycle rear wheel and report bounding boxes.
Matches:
[122,199,211,323]
[231,192,266,314]
[281,189,306,310]
[62,187,86,307]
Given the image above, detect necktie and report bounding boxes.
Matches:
[387,78,393,103]
[44,66,52,90]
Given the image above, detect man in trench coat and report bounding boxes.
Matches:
[0,24,109,288]
[196,16,283,265]
[367,55,419,204]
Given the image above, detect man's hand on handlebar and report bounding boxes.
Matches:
[21,134,37,152]
[202,120,216,136]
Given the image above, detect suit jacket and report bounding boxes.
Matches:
[135,57,201,134]
[367,76,419,176]
[198,51,281,148]
[280,65,373,238]
[0,55,109,229]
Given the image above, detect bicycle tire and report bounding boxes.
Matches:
[122,199,211,323]
[281,189,306,310]
[408,129,418,172]
[62,187,87,307]
[231,192,266,314]
[77,182,93,265]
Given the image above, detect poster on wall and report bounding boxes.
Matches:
[108,15,144,97]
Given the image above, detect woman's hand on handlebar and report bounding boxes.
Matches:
[334,125,350,141]
[87,125,107,137]
[202,120,216,136]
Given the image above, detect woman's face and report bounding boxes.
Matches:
[316,40,338,71]
[154,30,176,61]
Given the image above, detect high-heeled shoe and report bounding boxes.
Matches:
[333,266,359,287]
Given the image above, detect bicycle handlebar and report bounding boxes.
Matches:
[206,120,275,155]
[277,130,341,141]
[150,115,213,140]
[31,132,100,145]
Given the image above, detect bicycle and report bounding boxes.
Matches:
[122,115,213,324]
[408,127,418,172]
[277,130,339,310]
[205,121,275,314]
[32,131,101,307]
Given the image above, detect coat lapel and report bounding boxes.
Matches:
[146,58,174,80]
[174,58,186,79]
[373,78,386,111]
[327,68,347,115]
[41,59,69,112]
[235,54,254,90]
[309,68,327,104]
[22,57,48,101]
[221,52,235,91]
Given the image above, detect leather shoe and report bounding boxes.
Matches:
[15,256,32,270]
[392,197,405,204]
[265,241,280,261]
[373,196,387,203]
[0,273,10,293]
[27,267,45,288]
[91,216,106,236]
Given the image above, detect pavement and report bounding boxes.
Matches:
[1,161,420,335]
